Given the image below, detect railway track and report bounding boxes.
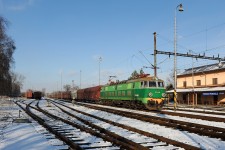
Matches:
[165,104,225,112]
[15,99,225,149]
[16,99,190,150]
[74,102,225,141]
[16,100,122,150]
[50,100,200,150]
[16,100,82,150]
[36,101,151,150]
[163,107,225,116]
[71,100,225,122]
[160,110,225,122]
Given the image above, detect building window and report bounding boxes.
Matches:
[212,78,218,85]
[196,80,201,86]
[183,81,187,87]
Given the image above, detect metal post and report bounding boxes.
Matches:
[174,4,183,110]
[99,57,102,85]
[174,6,177,110]
[57,81,58,92]
[61,71,62,99]
[196,93,198,106]
[19,110,21,118]
[191,52,195,107]
[188,93,189,105]
[80,70,82,89]
[192,93,195,108]
[154,32,157,78]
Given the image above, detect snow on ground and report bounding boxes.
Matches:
[84,102,225,128]
[164,109,225,118]
[70,102,225,150]
[0,123,56,150]
[0,99,66,150]
[1,99,225,150]
[48,102,183,150]
[165,104,225,113]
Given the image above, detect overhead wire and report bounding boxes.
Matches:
[182,22,225,39]
[84,21,225,85]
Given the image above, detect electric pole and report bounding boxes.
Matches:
[154,32,157,77]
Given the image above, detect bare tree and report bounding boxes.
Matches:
[0,16,16,96]
[63,84,71,92]
[11,72,25,97]
[166,71,174,90]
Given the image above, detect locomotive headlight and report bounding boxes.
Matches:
[162,93,167,97]
[148,92,153,97]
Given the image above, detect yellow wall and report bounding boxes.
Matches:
[170,69,225,105]
[177,71,225,88]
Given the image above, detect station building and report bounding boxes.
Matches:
[171,62,225,105]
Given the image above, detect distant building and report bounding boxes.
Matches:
[168,62,225,105]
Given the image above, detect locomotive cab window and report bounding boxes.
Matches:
[144,81,148,87]
[141,82,144,88]
[158,82,164,87]
[149,81,156,87]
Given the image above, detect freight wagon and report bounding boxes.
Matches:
[33,91,42,100]
[77,86,101,102]
[25,90,33,99]
[49,91,71,100]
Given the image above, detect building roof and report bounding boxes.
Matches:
[167,87,225,93]
[107,75,163,86]
[178,62,225,76]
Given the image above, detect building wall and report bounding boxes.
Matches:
[176,69,225,105]
[177,71,225,88]
[176,92,225,105]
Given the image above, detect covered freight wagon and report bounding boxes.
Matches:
[61,91,71,99]
[77,86,101,101]
[25,90,33,99]
[33,91,42,100]
[49,91,71,99]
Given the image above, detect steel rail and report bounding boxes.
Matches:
[52,100,201,150]
[77,102,225,141]
[15,101,82,150]
[37,100,148,150]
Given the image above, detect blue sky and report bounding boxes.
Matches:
[1,0,225,93]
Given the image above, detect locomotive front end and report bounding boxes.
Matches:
[140,79,166,110]
[145,88,167,110]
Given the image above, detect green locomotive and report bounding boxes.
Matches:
[100,75,166,110]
